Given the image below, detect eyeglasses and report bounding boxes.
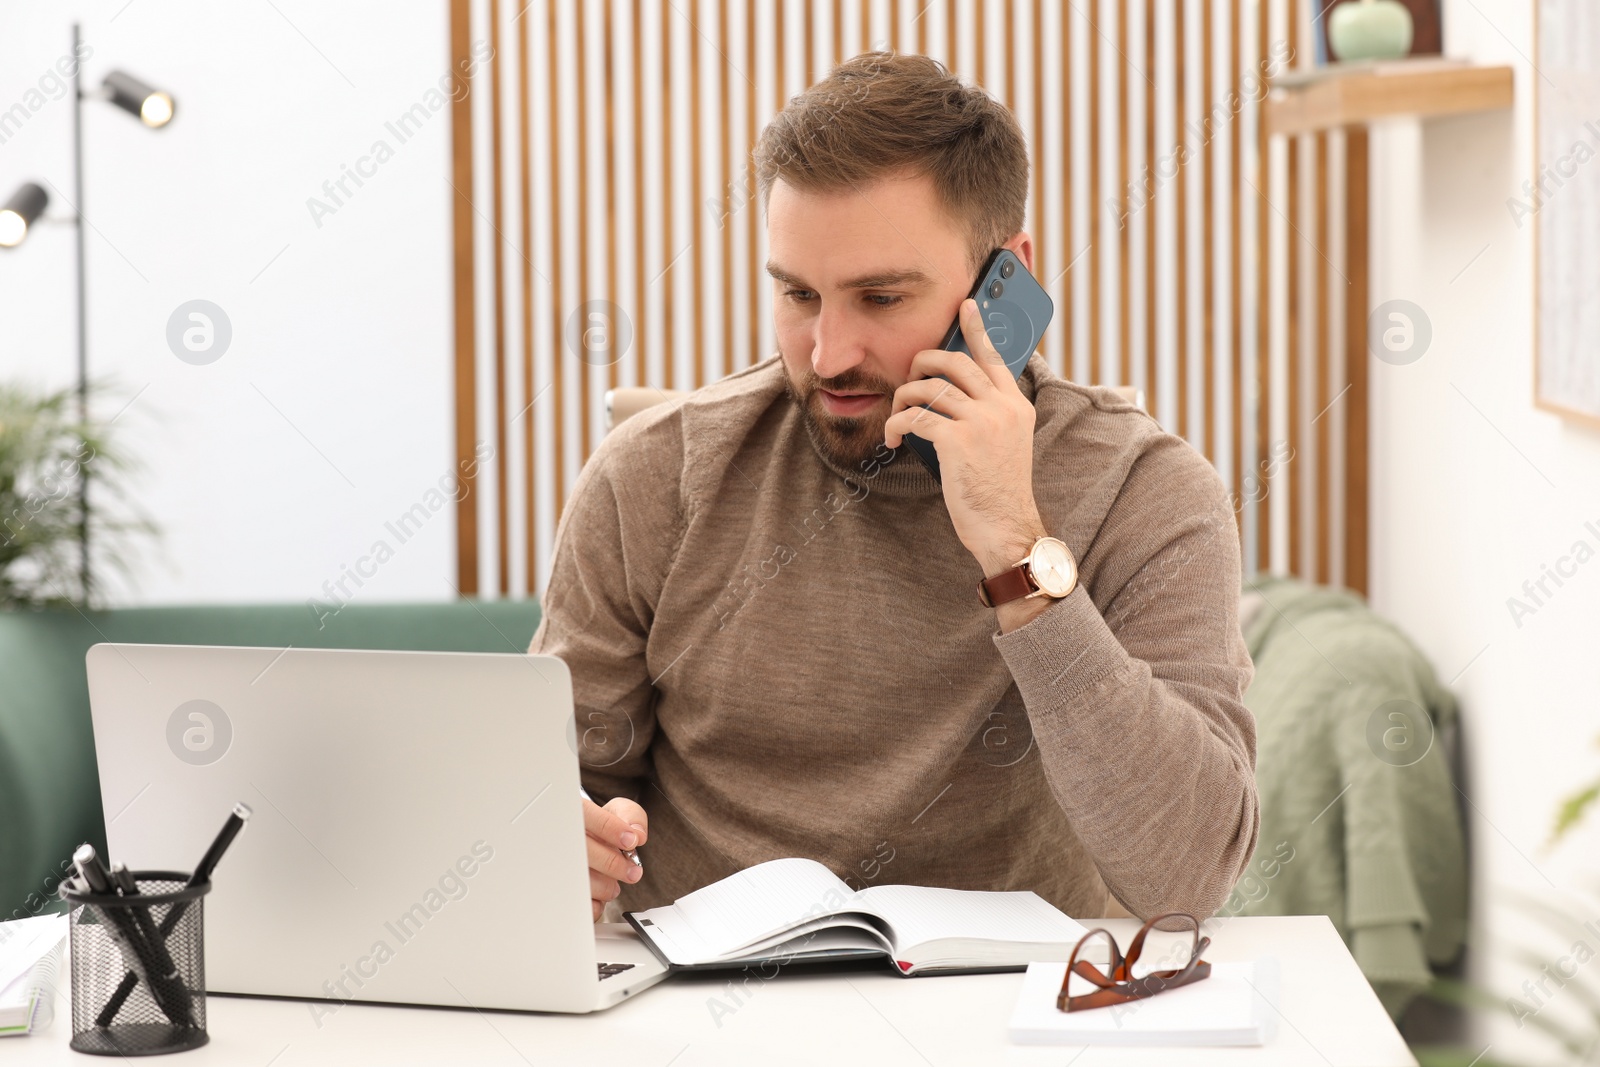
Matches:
[1057,912,1212,1012]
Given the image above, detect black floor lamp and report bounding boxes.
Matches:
[0,23,175,602]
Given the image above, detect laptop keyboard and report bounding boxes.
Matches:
[597,962,636,981]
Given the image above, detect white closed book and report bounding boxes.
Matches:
[1007,958,1280,1046]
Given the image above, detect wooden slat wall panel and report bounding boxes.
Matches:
[449,0,1361,601]
[448,0,478,594]
[1255,0,1271,570]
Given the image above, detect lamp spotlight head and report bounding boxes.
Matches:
[102,70,175,128]
[0,182,49,249]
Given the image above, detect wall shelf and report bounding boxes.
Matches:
[1260,58,1514,593]
[1264,59,1514,136]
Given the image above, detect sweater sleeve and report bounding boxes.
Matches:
[993,437,1259,922]
[527,408,686,804]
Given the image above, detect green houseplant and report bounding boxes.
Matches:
[0,380,155,608]
[1552,741,1600,847]
[1407,750,1600,1067]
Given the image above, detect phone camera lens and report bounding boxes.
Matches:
[988,279,1004,299]
[999,259,1015,279]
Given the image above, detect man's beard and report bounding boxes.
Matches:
[781,360,897,472]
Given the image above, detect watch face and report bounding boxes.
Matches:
[1029,538,1077,597]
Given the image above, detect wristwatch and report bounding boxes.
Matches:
[977,536,1078,608]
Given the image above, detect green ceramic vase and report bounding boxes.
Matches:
[1328,0,1415,61]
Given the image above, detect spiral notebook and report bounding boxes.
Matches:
[0,915,68,1037]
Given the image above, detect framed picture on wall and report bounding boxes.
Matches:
[1533,2,1600,427]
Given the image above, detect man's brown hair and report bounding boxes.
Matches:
[752,51,1030,278]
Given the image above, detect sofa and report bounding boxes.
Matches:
[0,600,541,920]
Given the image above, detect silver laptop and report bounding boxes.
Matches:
[84,643,669,1014]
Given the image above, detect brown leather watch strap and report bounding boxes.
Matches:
[977,565,1035,608]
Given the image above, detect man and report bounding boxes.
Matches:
[529,51,1258,925]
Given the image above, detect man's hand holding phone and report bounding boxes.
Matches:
[884,296,1049,579]
[582,793,647,921]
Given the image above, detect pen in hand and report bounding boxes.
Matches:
[579,787,641,868]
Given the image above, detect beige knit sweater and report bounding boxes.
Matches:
[528,353,1258,921]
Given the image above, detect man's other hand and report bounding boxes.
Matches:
[583,794,647,921]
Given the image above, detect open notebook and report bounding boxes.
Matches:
[624,858,1088,976]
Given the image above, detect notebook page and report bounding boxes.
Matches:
[854,884,1087,954]
[631,858,854,962]
[724,913,892,961]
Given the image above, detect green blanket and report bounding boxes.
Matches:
[1227,574,1467,1019]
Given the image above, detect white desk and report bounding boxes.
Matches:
[13,916,1414,1066]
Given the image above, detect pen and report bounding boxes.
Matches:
[96,804,253,1026]
[75,845,191,1028]
[73,843,115,895]
[578,788,641,868]
[109,862,194,1028]
[188,803,253,888]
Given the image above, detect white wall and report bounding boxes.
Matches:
[0,2,463,608]
[1367,0,1600,1052]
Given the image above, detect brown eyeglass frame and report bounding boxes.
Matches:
[1057,911,1213,1012]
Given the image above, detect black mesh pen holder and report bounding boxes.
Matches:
[61,872,210,1056]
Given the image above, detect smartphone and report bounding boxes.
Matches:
[903,247,1055,483]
